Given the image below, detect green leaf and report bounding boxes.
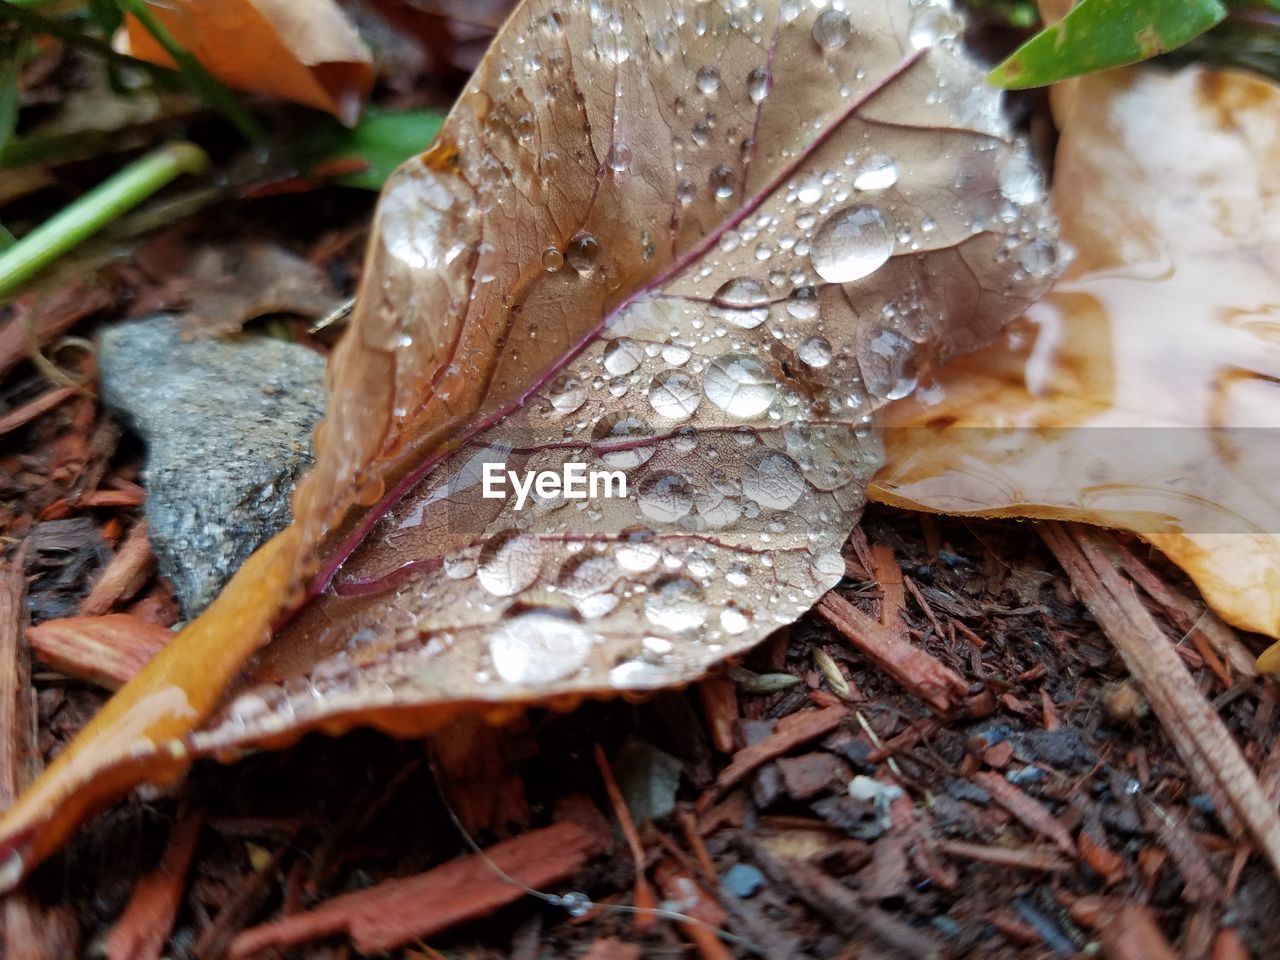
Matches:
[303,107,445,191]
[989,0,1228,89]
[0,30,25,159]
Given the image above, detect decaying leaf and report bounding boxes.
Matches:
[868,65,1280,663]
[118,0,374,124]
[0,0,1057,885]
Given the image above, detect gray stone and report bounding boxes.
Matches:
[99,316,326,615]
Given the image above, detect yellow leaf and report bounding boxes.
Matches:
[119,0,373,123]
[870,66,1280,666]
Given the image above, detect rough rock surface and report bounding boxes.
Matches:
[99,316,325,615]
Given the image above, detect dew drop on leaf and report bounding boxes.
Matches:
[603,337,644,376]
[909,4,961,50]
[704,353,777,417]
[548,374,587,414]
[488,612,595,684]
[810,205,894,284]
[638,472,694,523]
[566,231,600,275]
[747,67,772,104]
[477,532,544,597]
[648,369,702,420]
[644,576,707,631]
[695,65,721,95]
[859,328,920,400]
[853,155,899,191]
[742,451,805,509]
[812,9,852,50]
[541,246,565,272]
[797,336,832,368]
[710,163,736,199]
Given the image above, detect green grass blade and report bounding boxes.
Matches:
[989,0,1228,89]
[0,140,209,298]
[304,107,446,191]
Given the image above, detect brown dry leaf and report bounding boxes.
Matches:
[118,0,373,124]
[868,65,1280,665]
[0,0,1057,886]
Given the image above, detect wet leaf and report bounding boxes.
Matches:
[988,0,1227,89]
[117,0,374,124]
[869,65,1280,665]
[0,0,1056,884]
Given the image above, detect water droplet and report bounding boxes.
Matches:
[795,174,823,205]
[662,341,692,366]
[477,531,544,596]
[720,604,751,634]
[853,155,898,191]
[786,286,820,320]
[677,179,696,206]
[810,205,894,284]
[541,246,564,272]
[742,451,805,509]
[859,328,919,400]
[638,472,694,523]
[812,9,852,50]
[607,142,632,173]
[747,67,772,103]
[645,576,708,631]
[999,151,1044,204]
[548,374,587,414]
[653,27,678,60]
[593,26,630,64]
[696,65,721,95]
[712,276,771,329]
[704,353,777,417]
[710,163,736,199]
[603,337,644,376]
[909,5,961,49]
[559,555,621,618]
[594,415,656,468]
[616,529,661,571]
[567,231,600,275]
[648,370,702,420]
[489,612,594,685]
[797,336,832,368]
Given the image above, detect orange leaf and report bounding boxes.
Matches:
[119,0,373,124]
[870,66,1280,666]
[0,0,1058,888]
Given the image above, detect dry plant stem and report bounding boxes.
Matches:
[0,386,77,436]
[593,744,657,928]
[815,592,968,715]
[972,771,1076,855]
[81,522,155,616]
[0,284,114,379]
[105,807,205,960]
[1040,522,1280,880]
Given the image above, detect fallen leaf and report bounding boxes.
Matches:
[869,64,1280,663]
[0,0,1056,885]
[118,0,373,124]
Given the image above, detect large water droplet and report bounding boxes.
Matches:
[696,65,721,95]
[859,328,919,400]
[853,155,898,191]
[797,336,832,368]
[547,374,587,414]
[594,414,656,468]
[559,555,621,619]
[541,246,565,272]
[616,528,661,571]
[909,4,961,49]
[644,576,707,631]
[489,612,594,685]
[648,370,702,420]
[747,67,772,104]
[567,231,600,275]
[704,353,777,417]
[603,337,644,375]
[812,9,852,50]
[477,531,544,596]
[810,205,894,284]
[999,151,1044,205]
[786,286,820,320]
[713,276,771,329]
[742,451,805,509]
[710,164,736,200]
[638,472,694,523]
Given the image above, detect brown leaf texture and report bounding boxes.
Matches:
[0,0,1056,886]
[868,65,1280,665]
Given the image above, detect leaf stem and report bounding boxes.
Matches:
[0,140,209,298]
